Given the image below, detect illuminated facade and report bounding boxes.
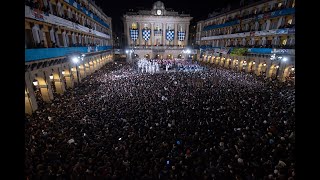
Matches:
[123,1,193,59]
[25,0,113,114]
[196,0,295,82]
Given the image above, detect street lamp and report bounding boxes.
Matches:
[71,56,81,84]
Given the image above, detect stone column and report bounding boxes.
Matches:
[151,22,154,46]
[54,77,66,94]
[185,23,189,47]
[25,72,38,113]
[174,23,178,46]
[162,23,166,46]
[64,74,74,89]
[43,71,54,100]
[139,22,143,46]
[126,21,131,46]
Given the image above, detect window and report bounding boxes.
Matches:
[292,0,295,7]
[282,38,287,45]
[25,29,34,49]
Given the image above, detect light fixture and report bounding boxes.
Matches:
[78,66,81,68]
[291,67,295,71]
[243,61,246,63]
[125,50,129,54]
[81,54,85,57]
[32,79,38,86]
[72,57,79,63]
[263,63,266,66]
[62,70,65,75]
[49,74,53,80]
[253,62,256,64]
[276,65,279,68]
[282,57,288,62]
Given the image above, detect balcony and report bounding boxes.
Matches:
[25,46,112,62]
[62,0,110,29]
[203,7,295,31]
[129,45,186,50]
[200,46,295,56]
[25,0,110,29]
[201,28,295,41]
[25,6,111,39]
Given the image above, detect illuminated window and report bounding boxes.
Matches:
[282,39,287,45]
[292,0,295,7]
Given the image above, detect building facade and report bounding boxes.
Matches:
[25,0,113,115]
[196,0,295,82]
[123,1,193,59]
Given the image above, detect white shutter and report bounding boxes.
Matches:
[50,29,55,43]
[62,32,67,47]
[32,25,40,44]
[55,32,60,46]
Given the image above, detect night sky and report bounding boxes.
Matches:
[93,0,259,35]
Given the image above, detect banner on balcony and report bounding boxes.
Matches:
[178,31,185,41]
[271,49,295,55]
[166,30,174,41]
[154,29,162,36]
[288,28,295,34]
[142,29,151,41]
[130,29,139,41]
[275,29,289,34]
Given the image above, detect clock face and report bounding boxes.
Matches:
[156,10,162,15]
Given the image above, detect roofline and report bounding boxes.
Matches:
[202,0,272,22]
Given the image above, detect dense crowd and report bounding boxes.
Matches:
[25,59,295,179]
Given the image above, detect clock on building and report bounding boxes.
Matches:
[156,9,162,15]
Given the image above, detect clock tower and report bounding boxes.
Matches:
[152,1,165,16]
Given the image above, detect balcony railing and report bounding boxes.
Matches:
[25,46,112,62]
[201,28,295,41]
[63,0,110,29]
[203,8,295,31]
[25,6,111,39]
[200,46,295,55]
[129,46,186,50]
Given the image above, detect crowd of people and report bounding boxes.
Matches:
[137,59,160,74]
[25,59,295,179]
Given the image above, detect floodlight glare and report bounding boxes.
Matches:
[282,57,288,62]
[72,57,79,63]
